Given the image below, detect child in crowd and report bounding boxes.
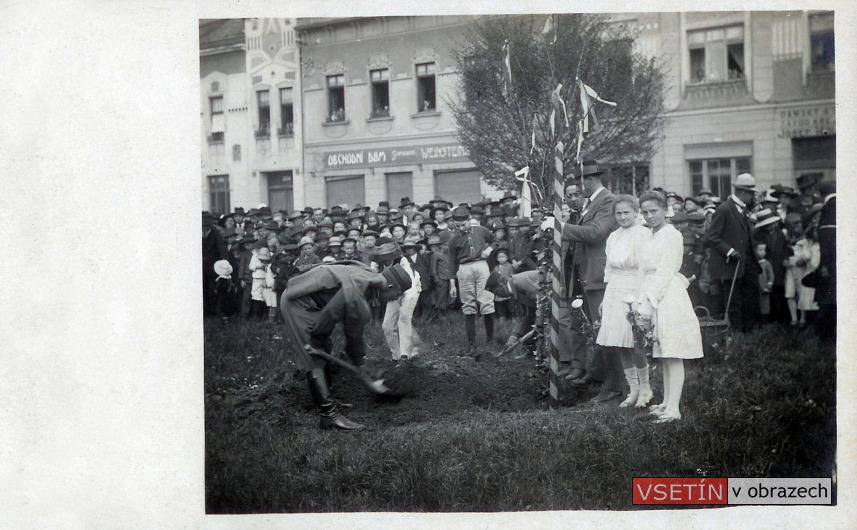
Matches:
[250,246,272,320]
[491,247,514,320]
[294,236,321,274]
[755,241,774,320]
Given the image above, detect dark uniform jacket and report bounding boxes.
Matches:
[560,187,618,293]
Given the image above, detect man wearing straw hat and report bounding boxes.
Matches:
[704,173,761,332]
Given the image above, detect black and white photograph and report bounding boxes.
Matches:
[201,11,838,514]
[2,2,854,528]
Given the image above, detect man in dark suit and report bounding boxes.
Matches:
[815,180,836,343]
[202,212,228,317]
[543,160,621,402]
[704,173,761,332]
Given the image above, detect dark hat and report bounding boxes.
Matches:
[772,186,799,198]
[202,213,216,227]
[470,205,484,215]
[373,237,402,262]
[378,201,390,208]
[571,159,605,178]
[283,243,300,252]
[246,208,261,217]
[669,211,689,223]
[420,203,432,211]
[390,222,407,233]
[302,226,318,235]
[430,206,449,218]
[288,212,303,221]
[505,217,520,227]
[342,235,358,244]
[330,205,344,214]
[687,212,706,224]
[451,205,471,220]
[259,206,272,216]
[351,203,369,213]
[361,229,379,237]
[502,191,517,200]
[684,196,703,206]
[238,236,257,246]
[420,219,437,228]
[315,233,330,241]
[698,188,713,196]
[796,173,821,189]
[233,207,246,215]
[276,232,292,244]
[666,192,684,202]
[491,223,507,232]
[302,207,314,215]
[265,221,280,231]
[427,235,441,246]
[318,219,333,228]
[347,210,363,220]
[377,205,390,215]
[399,196,415,208]
[381,264,412,292]
[494,246,510,256]
[437,230,453,243]
[485,270,504,292]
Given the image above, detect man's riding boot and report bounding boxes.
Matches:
[306,368,364,431]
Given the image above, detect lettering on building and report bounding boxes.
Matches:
[777,104,835,139]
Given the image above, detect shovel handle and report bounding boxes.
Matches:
[305,346,390,395]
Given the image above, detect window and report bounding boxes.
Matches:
[688,157,751,199]
[256,90,270,137]
[609,164,650,196]
[279,87,294,136]
[435,169,481,205]
[208,175,230,215]
[266,170,294,213]
[209,96,224,142]
[327,75,345,122]
[809,12,834,72]
[386,172,413,205]
[371,69,390,117]
[326,175,365,208]
[687,25,745,83]
[416,62,436,112]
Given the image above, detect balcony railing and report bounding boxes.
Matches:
[207,132,224,143]
[278,124,295,137]
[684,79,748,104]
[255,127,270,139]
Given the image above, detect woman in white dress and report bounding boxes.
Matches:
[636,191,704,423]
[596,195,653,408]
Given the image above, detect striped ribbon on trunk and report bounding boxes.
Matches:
[549,140,565,404]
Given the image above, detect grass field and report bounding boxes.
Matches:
[204,313,835,513]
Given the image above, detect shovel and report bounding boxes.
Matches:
[305,345,394,395]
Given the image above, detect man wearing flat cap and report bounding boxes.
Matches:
[280,261,411,430]
[541,159,622,402]
[704,173,762,332]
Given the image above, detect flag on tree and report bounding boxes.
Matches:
[577,79,616,134]
[500,40,512,99]
[541,15,557,45]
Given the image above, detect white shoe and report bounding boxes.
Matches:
[619,394,637,408]
[649,403,667,416]
[636,389,654,408]
[654,410,681,423]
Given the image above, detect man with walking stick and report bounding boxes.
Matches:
[703,173,761,332]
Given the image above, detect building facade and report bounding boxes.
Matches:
[200,12,835,213]
[200,18,302,215]
[295,16,496,210]
[616,10,835,197]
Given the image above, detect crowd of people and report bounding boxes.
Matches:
[202,159,836,429]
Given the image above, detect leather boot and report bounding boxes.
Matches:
[306,368,365,431]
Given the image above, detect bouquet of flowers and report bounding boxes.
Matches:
[622,294,657,352]
[571,297,597,345]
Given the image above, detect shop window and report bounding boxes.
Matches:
[326,175,364,208]
[416,62,436,112]
[279,87,294,136]
[809,12,834,72]
[435,169,480,205]
[689,157,751,199]
[208,175,230,215]
[209,96,224,143]
[371,69,390,117]
[256,90,270,137]
[687,25,745,84]
[327,74,345,122]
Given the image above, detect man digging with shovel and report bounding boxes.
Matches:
[280,260,412,431]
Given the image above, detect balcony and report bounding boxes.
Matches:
[682,79,752,109]
[207,132,224,144]
[255,127,271,139]
[278,124,295,138]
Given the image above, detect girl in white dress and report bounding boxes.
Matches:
[637,191,704,423]
[596,195,653,408]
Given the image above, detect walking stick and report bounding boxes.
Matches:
[724,256,741,324]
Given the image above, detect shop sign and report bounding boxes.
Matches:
[777,104,835,139]
[323,143,470,169]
